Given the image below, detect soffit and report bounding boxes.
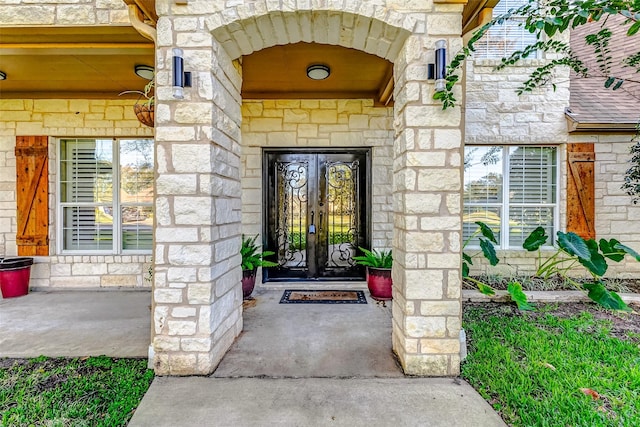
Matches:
[242,43,394,103]
[0,26,155,99]
[0,0,491,101]
[460,0,500,35]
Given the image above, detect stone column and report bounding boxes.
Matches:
[392,31,464,376]
[152,15,243,375]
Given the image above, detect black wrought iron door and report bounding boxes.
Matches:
[264,150,369,280]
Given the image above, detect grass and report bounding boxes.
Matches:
[0,356,153,427]
[462,305,640,426]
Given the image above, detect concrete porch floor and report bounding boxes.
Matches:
[0,290,151,358]
[0,287,506,426]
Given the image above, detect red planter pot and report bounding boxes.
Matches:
[0,257,34,298]
[242,269,257,299]
[366,267,392,301]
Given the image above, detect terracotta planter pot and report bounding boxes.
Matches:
[134,103,154,127]
[366,267,392,301]
[242,269,257,299]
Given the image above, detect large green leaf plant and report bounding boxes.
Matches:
[464,222,637,312]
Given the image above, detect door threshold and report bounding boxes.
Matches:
[259,281,367,291]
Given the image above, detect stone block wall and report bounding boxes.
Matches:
[241,99,394,255]
[0,0,129,26]
[0,99,153,289]
[578,133,640,277]
[465,59,570,145]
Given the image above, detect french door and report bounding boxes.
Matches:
[263,150,370,280]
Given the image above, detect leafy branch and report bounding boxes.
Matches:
[434,0,640,108]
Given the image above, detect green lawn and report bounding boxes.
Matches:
[0,356,153,427]
[462,304,640,426]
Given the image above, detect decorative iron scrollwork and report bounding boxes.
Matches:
[324,160,359,268]
[275,161,308,268]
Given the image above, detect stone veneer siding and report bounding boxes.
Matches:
[152,0,465,376]
[0,0,129,26]
[465,59,640,277]
[0,99,153,289]
[240,99,394,254]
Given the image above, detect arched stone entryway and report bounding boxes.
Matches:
[152,1,464,376]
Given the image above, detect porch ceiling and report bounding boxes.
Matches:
[0,26,155,99]
[1,0,488,101]
[242,43,394,103]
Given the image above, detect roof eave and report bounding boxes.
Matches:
[565,113,639,133]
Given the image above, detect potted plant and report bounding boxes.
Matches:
[353,248,393,301]
[240,234,278,299]
[119,79,154,127]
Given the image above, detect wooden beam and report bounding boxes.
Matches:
[242,90,379,100]
[377,66,395,106]
[0,43,153,49]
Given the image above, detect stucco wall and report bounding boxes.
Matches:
[0,99,153,289]
[240,99,394,255]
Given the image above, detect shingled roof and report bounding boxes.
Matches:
[566,16,640,131]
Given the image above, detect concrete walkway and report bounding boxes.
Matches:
[130,288,506,426]
[130,377,505,427]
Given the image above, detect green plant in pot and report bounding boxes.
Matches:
[241,234,278,299]
[353,248,393,301]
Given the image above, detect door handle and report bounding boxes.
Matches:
[309,211,316,234]
[319,211,323,232]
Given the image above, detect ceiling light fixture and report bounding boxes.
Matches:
[306,64,330,80]
[134,65,155,80]
[0,71,6,80]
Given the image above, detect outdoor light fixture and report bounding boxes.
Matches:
[306,64,330,80]
[0,71,6,80]
[427,39,447,92]
[172,48,192,99]
[134,65,154,80]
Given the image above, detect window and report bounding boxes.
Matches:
[463,146,557,248]
[474,0,538,59]
[59,138,154,253]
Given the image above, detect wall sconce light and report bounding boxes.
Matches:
[0,71,6,80]
[427,39,447,92]
[134,65,155,80]
[306,64,330,80]
[172,48,192,99]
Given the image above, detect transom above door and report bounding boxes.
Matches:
[263,150,370,281]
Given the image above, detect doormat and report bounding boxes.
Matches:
[280,290,367,304]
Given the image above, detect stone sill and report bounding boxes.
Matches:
[462,289,640,304]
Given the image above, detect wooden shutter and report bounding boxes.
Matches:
[15,136,49,255]
[567,143,595,240]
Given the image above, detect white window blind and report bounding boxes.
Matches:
[464,146,557,248]
[59,138,153,253]
[474,0,539,59]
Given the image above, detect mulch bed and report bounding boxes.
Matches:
[463,275,640,294]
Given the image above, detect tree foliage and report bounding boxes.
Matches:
[436,0,640,199]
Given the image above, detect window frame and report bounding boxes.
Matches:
[56,137,154,255]
[473,0,539,60]
[464,145,560,250]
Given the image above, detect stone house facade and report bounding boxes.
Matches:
[1,0,638,377]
